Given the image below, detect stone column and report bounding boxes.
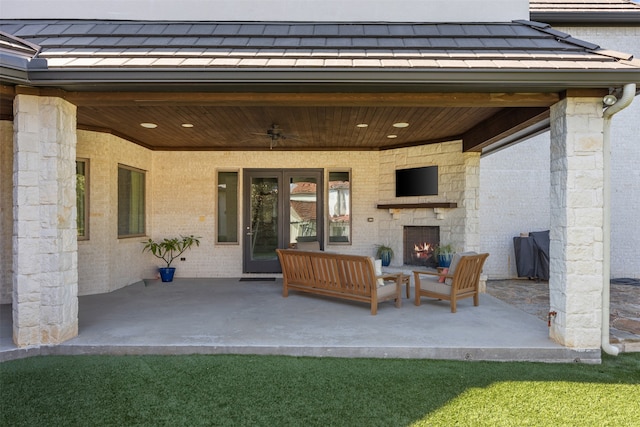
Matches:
[13,93,78,347]
[461,152,481,252]
[549,95,604,349]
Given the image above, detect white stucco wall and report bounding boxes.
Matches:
[480,25,640,280]
[0,0,528,22]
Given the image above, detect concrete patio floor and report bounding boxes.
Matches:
[1,277,610,363]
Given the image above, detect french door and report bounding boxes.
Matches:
[243,169,323,273]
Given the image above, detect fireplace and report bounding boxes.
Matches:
[403,226,439,267]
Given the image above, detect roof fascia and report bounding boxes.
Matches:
[530,12,640,24]
[22,69,640,92]
[0,53,30,83]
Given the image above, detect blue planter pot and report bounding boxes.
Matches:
[159,267,176,282]
[438,254,453,268]
[380,251,392,267]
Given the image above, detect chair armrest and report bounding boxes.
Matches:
[413,270,453,279]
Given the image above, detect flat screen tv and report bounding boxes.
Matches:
[395,166,438,197]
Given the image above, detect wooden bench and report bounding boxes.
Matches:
[276,249,403,315]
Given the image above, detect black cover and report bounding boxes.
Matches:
[513,230,550,281]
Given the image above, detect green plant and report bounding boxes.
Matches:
[434,243,455,257]
[142,235,201,268]
[375,244,394,259]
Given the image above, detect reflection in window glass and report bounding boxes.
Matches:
[289,176,318,245]
[328,171,350,243]
[118,165,145,237]
[217,171,238,243]
[76,159,88,239]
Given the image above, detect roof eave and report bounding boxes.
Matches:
[22,68,640,92]
[530,12,640,24]
[0,52,31,84]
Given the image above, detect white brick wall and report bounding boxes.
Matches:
[76,130,153,295]
[0,121,13,304]
[149,150,382,279]
[4,116,492,299]
[480,25,640,280]
[69,131,477,293]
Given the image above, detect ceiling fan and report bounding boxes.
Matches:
[250,123,300,149]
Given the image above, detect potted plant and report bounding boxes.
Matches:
[434,243,455,268]
[142,235,201,282]
[375,244,394,267]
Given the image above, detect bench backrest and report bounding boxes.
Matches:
[277,249,377,296]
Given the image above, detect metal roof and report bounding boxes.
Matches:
[0,19,638,76]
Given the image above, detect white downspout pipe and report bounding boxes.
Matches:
[601,83,636,356]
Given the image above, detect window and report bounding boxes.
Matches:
[76,159,89,239]
[118,165,145,237]
[327,170,351,244]
[217,171,238,243]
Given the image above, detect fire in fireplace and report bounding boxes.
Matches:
[403,226,439,267]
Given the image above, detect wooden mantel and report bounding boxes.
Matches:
[376,202,457,209]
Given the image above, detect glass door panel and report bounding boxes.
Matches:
[287,173,319,247]
[244,173,281,272]
[243,169,323,273]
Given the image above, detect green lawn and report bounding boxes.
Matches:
[1,353,639,426]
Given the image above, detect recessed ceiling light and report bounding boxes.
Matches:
[387,134,398,139]
[140,122,157,129]
[181,123,194,128]
[356,123,369,128]
[393,122,409,128]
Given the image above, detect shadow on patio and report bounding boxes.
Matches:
[0,278,605,363]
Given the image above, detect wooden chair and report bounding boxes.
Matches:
[413,252,489,313]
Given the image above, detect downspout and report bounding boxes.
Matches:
[601,83,636,356]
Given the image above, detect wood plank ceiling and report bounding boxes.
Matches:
[2,87,558,151]
[81,92,559,152]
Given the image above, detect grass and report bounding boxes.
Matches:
[1,353,639,426]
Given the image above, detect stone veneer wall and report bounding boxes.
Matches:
[378,141,481,266]
[549,96,604,348]
[1,121,13,304]
[12,95,78,345]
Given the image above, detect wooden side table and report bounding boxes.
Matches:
[399,273,411,298]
